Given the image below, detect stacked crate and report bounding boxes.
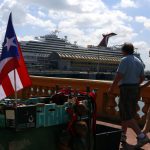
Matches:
[5,105,36,129]
[36,102,70,128]
[0,98,71,129]
[36,104,45,128]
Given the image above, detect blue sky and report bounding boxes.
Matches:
[0,0,150,70]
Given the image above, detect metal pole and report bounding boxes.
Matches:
[14,69,17,105]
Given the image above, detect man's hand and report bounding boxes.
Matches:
[140,80,150,90]
[107,72,122,98]
[107,86,114,96]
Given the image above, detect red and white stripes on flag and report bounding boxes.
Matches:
[0,69,23,99]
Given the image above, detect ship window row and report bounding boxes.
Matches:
[27,41,66,46]
[20,43,122,53]
[23,50,121,61]
[26,37,66,43]
[20,43,66,49]
[58,53,120,61]
[23,40,66,45]
[22,47,122,56]
[20,44,122,55]
[22,47,122,57]
[23,52,121,60]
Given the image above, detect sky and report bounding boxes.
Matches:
[0,0,150,70]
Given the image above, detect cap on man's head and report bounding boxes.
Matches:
[121,42,134,54]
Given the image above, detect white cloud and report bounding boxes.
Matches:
[0,0,27,25]
[77,0,107,12]
[18,35,34,42]
[25,14,56,31]
[67,0,80,5]
[56,7,135,47]
[134,41,149,52]
[135,16,150,30]
[114,0,137,8]
[48,10,76,21]
[0,26,5,46]
[21,0,81,12]
[134,41,150,70]
[38,10,46,18]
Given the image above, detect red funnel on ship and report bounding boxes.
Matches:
[98,33,117,47]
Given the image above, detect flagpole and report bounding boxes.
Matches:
[14,69,17,106]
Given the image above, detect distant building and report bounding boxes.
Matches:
[49,51,120,72]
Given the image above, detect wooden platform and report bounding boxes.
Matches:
[97,121,150,150]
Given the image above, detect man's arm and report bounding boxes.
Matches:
[108,72,123,95]
[139,75,145,84]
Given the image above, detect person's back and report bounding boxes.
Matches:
[118,55,144,86]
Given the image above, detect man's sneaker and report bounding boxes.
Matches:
[120,133,127,143]
[134,135,150,149]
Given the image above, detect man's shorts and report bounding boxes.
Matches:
[119,84,139,121]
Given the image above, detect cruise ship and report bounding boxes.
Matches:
[0,31,142,79]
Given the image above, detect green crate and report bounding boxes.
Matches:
[57,102,70,124]
[36,103,70,128]
[0,113,5,128]
[44,103,58,127]
[36,105,45,128]
[44,103,70,127]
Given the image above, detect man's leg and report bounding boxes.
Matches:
[123,118,150,148]
[142,106,150,134]
[121,119,141,142]
[121,121,128,134]
[126,118,150,148]
[126,119,141,135]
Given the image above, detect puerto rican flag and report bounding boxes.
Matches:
[0,13,31,100]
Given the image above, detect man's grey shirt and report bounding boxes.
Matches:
[117,55,144,86]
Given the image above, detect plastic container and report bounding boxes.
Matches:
[0,113,5,128]
[95,124,122,150]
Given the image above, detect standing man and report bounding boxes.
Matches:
[108,43,150,148]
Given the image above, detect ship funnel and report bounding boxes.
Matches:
[98,32,117,47]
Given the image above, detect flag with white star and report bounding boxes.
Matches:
[0,13,31,100]
[0,13,19,83]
